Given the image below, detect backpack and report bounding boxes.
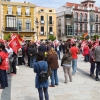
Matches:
[37,62,48,83]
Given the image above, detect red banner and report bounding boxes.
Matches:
[9,36,21,54]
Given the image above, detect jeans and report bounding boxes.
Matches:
[85,54,89,62]
[51,69,58,86]
[96,62,100,78]
[90,63,95,75]
[30,57,36,68]
[57,50,60,60]
[72,59,77,75]
[38,87,49,100]
[0,69,8,88]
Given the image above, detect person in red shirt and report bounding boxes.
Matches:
[0,44,8,89]
[83,44,90,62]
[70,43,79,75]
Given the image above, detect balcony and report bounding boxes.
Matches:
[16,12,22,16]
[90,19,95,22]
[40,32,45,35]
[49,32,53,34]
[7,11,13,15]
[40,20,45,24]
[25,12,31,16]
[90,30,95,33]
[48,21,54,25]
[4,27,35,32]
[74,18,78,22]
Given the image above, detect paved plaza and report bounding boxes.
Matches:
[0,54,100,100]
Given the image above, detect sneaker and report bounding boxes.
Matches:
[95,77,99,81]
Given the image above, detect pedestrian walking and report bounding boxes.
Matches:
[94,41,100,81]
[70,43,79,75]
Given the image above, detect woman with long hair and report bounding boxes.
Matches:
[34,52,49,100]
[47,48,59,87]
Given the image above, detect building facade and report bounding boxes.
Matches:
[36,6,57,41]
[0,0,36,41]
[57,0,100,41]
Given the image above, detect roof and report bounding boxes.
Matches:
[1,1,36,7]
[66,2,79,7]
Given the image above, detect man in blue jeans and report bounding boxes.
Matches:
[70,44,79,75]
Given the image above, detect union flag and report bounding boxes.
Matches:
[9,36,21,54]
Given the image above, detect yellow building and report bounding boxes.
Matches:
[36,6,57,41]
[0,0,36,41]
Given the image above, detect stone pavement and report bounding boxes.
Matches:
[0,54,100,100]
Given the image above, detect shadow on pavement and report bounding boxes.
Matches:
[77,68,95,80]
[1,75,12,100]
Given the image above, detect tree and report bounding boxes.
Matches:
[92,34,99,41]
[48,35,56,41]
[4,34,11,41]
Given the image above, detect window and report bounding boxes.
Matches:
[49,16,52,24]
[26,20,31,31]
[80,24,82,32]
[49,10,52,12]
[49,27,53,34]
[96,15,98,22]
[17,7,21,15]
[75,24,78,32]
[90,25,93,33]
[40,26,44,35]
[8,6,12,14]
[5,15,16,31]
[84,24,87,32]
[84,13,87,21]
[26,7,30,16]
[80,13,82,21]
[66,25,73,36]
[17,19,22,31]
[41,16,44,24]
[75,12,78,21]
[41,9,44,12]
[96,25,98,33]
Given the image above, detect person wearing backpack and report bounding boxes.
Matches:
[34,52,49,100]
[0,44,9,89]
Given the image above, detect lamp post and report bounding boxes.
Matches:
[35,17,39,40]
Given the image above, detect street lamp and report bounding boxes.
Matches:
[35,17,39,40]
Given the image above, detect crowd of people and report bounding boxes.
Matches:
[0,39,100,100]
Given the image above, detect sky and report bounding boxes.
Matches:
[12,0,100,8]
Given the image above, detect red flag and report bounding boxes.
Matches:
[9,37,21,54]
[11,33,23,42]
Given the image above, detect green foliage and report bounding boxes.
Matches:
[49,35,56,41]
[92,34,100,41]
[4,34,11,41]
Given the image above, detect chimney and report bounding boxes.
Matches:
[24,1,26,3]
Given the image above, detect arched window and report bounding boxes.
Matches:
[96,15,98,22]
[26,20,31,31]
[80,13,82,21]
[75,12,78,21]
[84,13,87,21]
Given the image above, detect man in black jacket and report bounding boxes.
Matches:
[28,44,37,68]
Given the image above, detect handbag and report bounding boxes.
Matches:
[47,65,52,77]
[37,62,48,83]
